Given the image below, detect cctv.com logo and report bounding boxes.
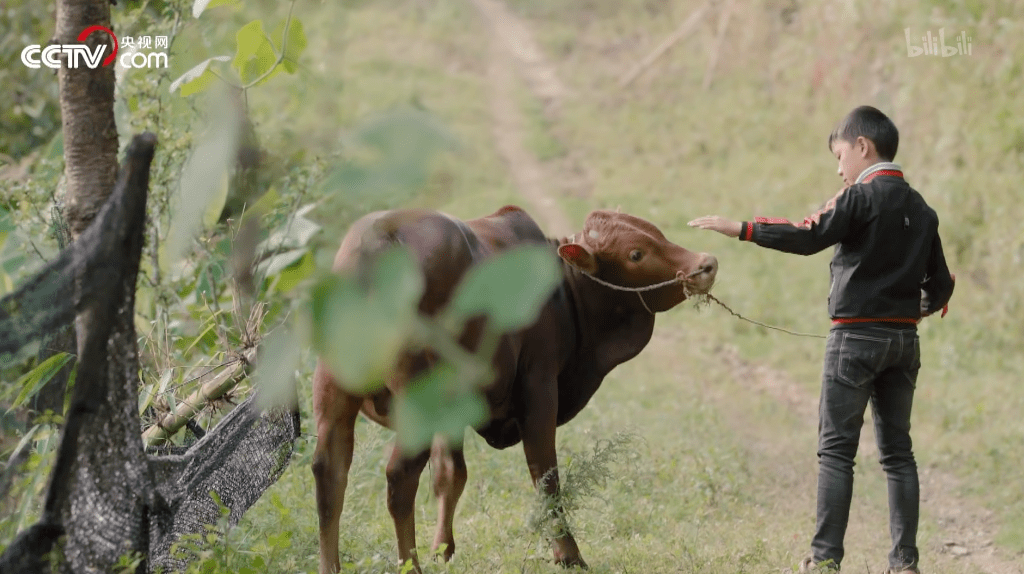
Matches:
[21,25,169,69]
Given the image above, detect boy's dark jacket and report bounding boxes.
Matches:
[739,167,955,322]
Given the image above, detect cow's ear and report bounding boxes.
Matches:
[558,243,598,275]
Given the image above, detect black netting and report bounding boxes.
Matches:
[147,395,299,572]
[0,133,299,574]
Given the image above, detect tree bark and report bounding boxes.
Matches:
[56,0,119,239]
[53,0,119,428]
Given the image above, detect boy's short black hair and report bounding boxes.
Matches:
[828,105,899,161]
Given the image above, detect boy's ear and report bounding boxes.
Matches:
[856,136,876,158]
[558,242,599,275]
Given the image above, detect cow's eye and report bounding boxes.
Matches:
[629,249,643,262]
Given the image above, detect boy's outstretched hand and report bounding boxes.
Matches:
[688,216,742,238]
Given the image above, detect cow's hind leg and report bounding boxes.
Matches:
[311,362,362,574]
[430,436,467,561]
[387,443,431,573]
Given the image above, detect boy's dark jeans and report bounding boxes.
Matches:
[812,324,921,571]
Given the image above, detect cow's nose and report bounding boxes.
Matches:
[684,253,717,293]
[697,253,718,277]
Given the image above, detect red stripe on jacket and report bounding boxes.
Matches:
[831,317,919,325]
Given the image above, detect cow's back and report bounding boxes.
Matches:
[336,209,470,315]
[336,206,548,315]
[462,205,549,254]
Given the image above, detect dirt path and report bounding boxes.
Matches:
[470,0,574,237]
[470,2,1020,573]
[720,345,1019,574]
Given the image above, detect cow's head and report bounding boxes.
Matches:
[557,210,717,312]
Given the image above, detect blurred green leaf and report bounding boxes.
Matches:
[399,557,419,574]
[62,364,77,416]
[1,251,26,276]
[202,171,230,228]
[257,203,321,254]
[258,248,306,278]
[6,352,74,413]
[192,0,239,18]
[255,327,302,411]
[210,490,229,517]
[273,251,316,293]
[170,56,231,97]
[393,363,487,455]
[234,20,279,85]
[446,245,561,331]
[138,372,163,415]
[0,206,13,287]
[321,108,458,201]
[0,204,12,245]
[8,424,41,469]
[269,492,288,514]
[272,18,307,74]
[241,187,281,218]
[310,247,423,391]
[195,264,225,303]
[163,94,240,270]
[180,318,219,356]
[138,382,156,416]
[234,20,267,65]
[266,531,291,549]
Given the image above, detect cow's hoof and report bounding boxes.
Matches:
[555,554,589,570]
[431,541,455,562]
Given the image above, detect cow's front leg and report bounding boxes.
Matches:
[520,400,587,569]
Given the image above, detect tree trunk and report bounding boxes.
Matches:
[56,0,119,240]
[51,0,119,425]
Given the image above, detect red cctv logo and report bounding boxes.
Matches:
[79,25,119,66]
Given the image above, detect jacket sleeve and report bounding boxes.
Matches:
[920,232,955,317]
[737,186,862,255]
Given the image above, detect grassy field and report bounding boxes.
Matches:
[210,0,1023,572]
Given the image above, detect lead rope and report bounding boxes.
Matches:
[700,293,827,339]
[578,271,827,339]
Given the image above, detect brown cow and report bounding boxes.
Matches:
[312,205,717,574]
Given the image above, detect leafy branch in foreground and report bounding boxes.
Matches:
[170,0,307,98]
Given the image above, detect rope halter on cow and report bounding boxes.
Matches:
[576,269,703,315]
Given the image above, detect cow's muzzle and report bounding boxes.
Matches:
[680,253,717,293]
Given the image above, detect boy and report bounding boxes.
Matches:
[687,105,955,573]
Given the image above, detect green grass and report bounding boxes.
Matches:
[186,0,1024,572]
